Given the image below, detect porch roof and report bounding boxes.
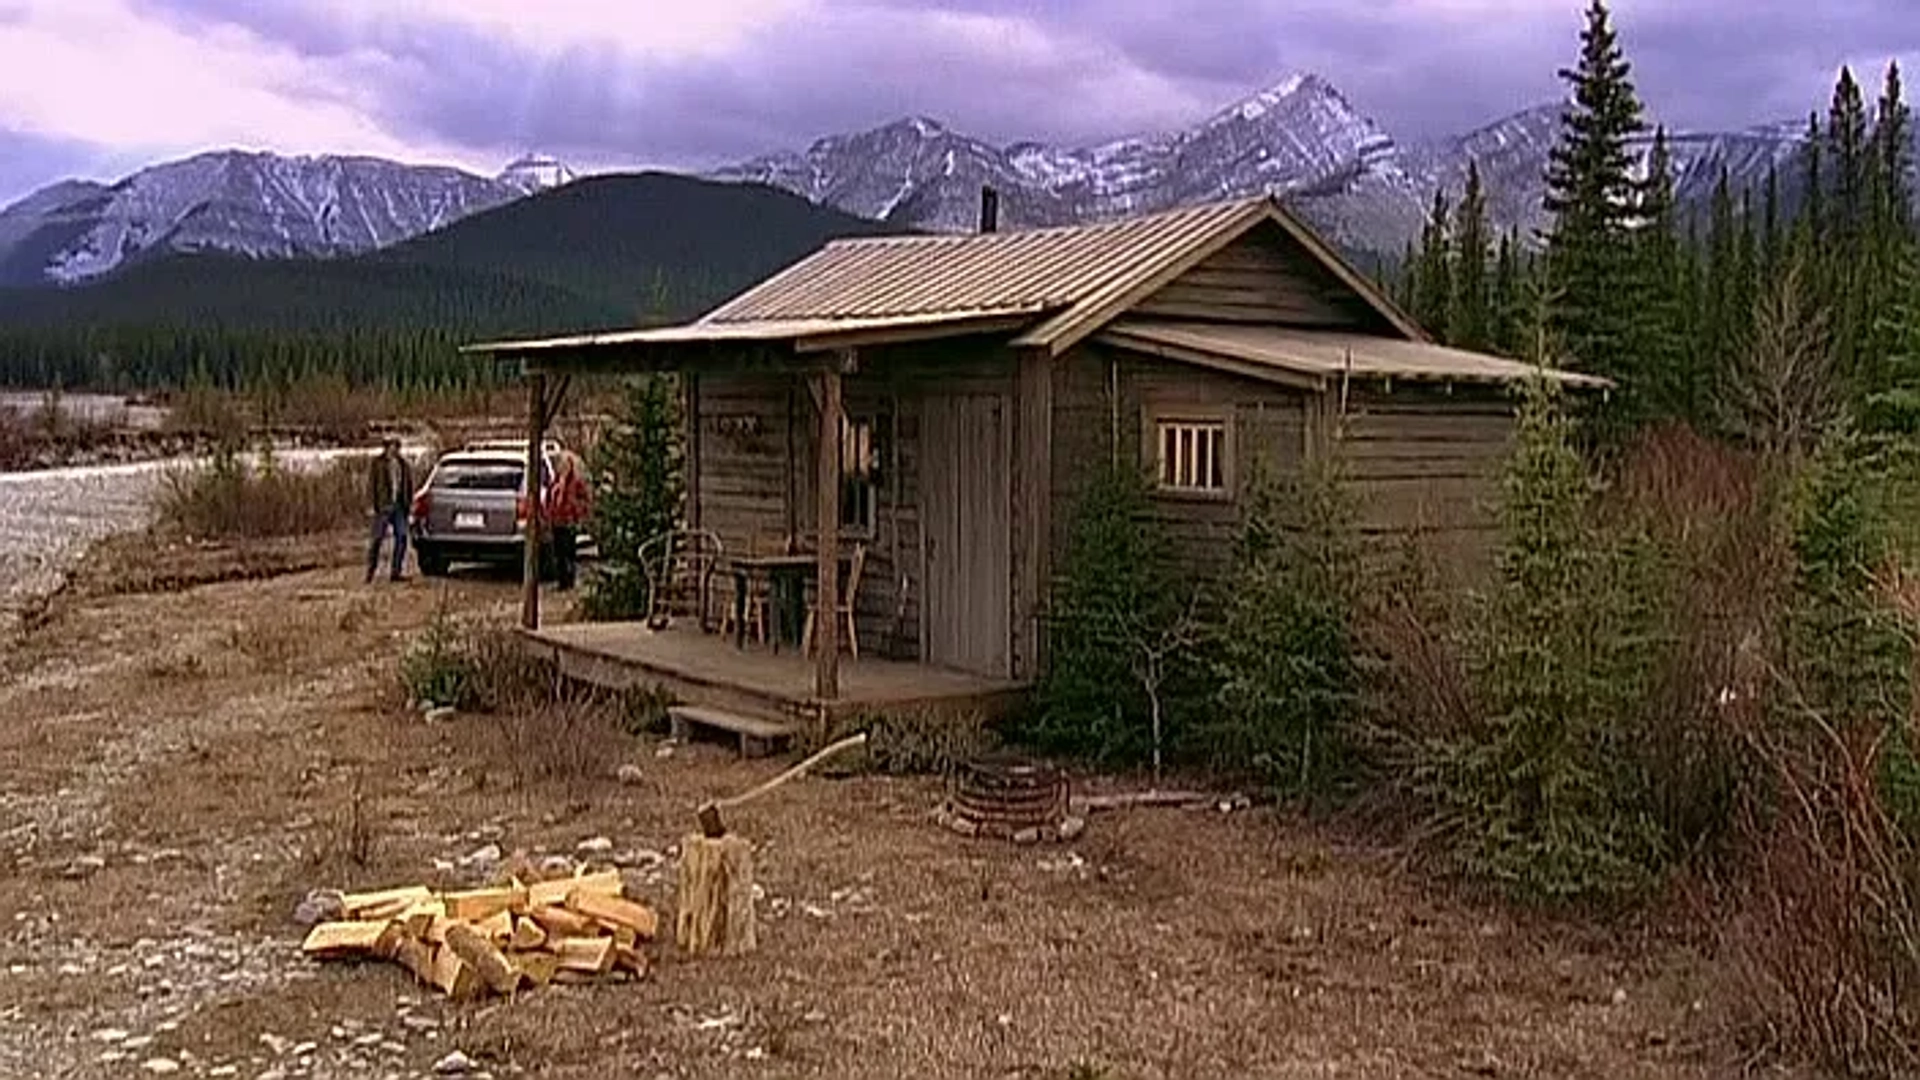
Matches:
[1098,320,1613,391]
[463,306,1044,360]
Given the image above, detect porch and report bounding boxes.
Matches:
[520,620,1030,738]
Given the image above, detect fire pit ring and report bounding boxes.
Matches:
[935,753,1085,843]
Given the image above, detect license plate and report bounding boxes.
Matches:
[453,512,485,530]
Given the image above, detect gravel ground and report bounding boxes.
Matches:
[0,446,420,637]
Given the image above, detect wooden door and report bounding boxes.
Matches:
[921,392,1012,678]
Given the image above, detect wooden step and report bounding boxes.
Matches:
[667,705,796,759]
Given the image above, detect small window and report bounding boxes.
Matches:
[1154,419,1228,494]
[839,415,883,532]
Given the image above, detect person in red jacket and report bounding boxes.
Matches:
[544,451,593,590]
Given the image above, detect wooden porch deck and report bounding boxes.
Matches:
[519,621,1030,733]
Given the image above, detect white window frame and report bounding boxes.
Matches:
[1146,410,1232,499]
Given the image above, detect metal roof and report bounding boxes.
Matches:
[462,308,1043,356]
[699,194,1422,354]
[1099,321,1610,389]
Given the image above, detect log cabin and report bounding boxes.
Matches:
[467,192,1602,747]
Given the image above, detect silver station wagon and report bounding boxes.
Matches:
[408,440,586,577]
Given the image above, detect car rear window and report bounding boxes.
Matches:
[431,461,524,491]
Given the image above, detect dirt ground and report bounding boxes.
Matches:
[0,535,1786,1080]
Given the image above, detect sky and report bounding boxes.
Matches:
[1,0,1916,206]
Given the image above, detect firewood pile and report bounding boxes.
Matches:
[300,869,656,999]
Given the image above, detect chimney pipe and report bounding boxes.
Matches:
[979,185,999,233]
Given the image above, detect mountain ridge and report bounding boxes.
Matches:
[0,150,576,288]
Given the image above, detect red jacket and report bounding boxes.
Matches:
[545,470,592,526]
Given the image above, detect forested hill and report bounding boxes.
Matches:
[0,173,900,391]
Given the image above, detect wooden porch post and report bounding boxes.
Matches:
[520,371,547,630]
[813,362,844,700]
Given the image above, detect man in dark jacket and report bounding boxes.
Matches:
[366,436,413,583]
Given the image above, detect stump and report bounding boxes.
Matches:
[674,833,756,957]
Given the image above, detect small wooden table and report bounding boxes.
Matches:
[728,552,853,652]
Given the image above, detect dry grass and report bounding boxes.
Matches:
[0,539,1766,1080]
[156,448,368,539]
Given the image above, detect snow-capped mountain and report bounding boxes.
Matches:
[0,151,573,287]
[713,75,1854,255]
[714,73,1430,252]
[498,153,578,194]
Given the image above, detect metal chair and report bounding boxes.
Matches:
[638,528,726,631]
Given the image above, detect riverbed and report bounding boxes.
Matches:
[0,446,417,635]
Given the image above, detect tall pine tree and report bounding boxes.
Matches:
[1414,187,1454,340]
[1492,230,1524,358]
[1448,162,1493,351]
[1634,127,1690,421]
[1542,0,1648,418]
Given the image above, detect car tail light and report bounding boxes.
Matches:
[515,494,530,526]
[410,490,431,522]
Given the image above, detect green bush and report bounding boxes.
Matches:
[1201,455,1362,804]
[1024,465,1202,770]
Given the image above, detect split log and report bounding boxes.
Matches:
[564,889,659,941]
[443,886,522,921]
[510,950,559,987]
[397,902,443,938]
[528,869,622,908]
[429,944,482,1001]
[529,906,596,939]
[445,923,521,996]
[614,944,650,978]
[475,908,514,947]
[395,935,436,987]
[302,920,401,960]
[551,936,615,975]
[341,885,434,921]
[509,917,547,951]
[674,833,756,957]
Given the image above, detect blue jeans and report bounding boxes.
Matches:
[366,505,408,580]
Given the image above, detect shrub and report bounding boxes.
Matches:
[1412,377,1668,905]
[1719,434,1920,1077]
[581,376,684,620]
[1201,454,1362,804]
[156,443,367,539]
[399,604,553,713]
[1025,464,1203,772]
[264,372,384,443]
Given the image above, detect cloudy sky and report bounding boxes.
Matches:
[1,0,1915,205]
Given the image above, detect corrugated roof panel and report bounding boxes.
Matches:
[701,196,1267,324]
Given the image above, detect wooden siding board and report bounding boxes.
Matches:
[1132,225,1380,329]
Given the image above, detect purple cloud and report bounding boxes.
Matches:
[4,0,1915,207]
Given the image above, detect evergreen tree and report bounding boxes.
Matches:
[581,377,686,620]
[1634,127,1690,421]
[1761,161,1782,285]
[1705,171,1738,386]
[1491,230,1524,358]
[1877,60,1914,236]
[1448,162,1493,351]
[1864,247,1920,437]
[1542,0,1649,403]
[1397,239,1419,311]
[1414,187,1454,339]
[1801,111,1826,250]
[1828,66,1871,241]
